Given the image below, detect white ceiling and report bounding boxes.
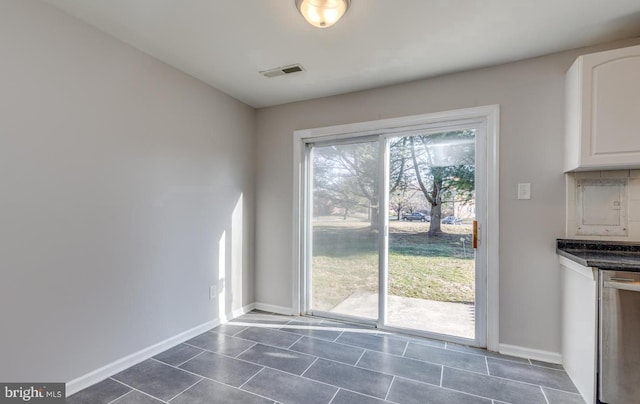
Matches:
[42,0,640,108]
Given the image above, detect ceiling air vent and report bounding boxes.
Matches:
[260,64,304,78]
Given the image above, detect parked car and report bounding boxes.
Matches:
[441,216,461,224]
[402,212,429,222]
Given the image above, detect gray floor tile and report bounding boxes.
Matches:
[289,336,364,365]
[330,389,391,404]
[296,319,369,332]
[186,331,255,356]
[280,324,343,341]
[153,343,203,366]
[357,350,442,385]
[487,358,578,393]
[303,358,393,399]
[171,379,273,404]
[542,387,586,404]
[319,320,370,329]
[530,359,565,370]
[66,378,131,404]
[70,314,581,404]
[112,359,201,402]
[378,332,446,349]
[179,351,263,387]
[242,368,337,404]
[232,313,293,325]
[233,318,289,325]
[111,390,164,404]
[287,317,327,325]
[238,343,317,375]
[404,343,488,374]
[442,367,547,404]
[210,323,248,336]
[387,377,492,404]
[235,327,303,349]
[446,343,529,363]
[336,331,407,355]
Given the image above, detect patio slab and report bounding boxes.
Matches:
[330,292,474,339]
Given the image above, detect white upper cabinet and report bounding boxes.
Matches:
[565,44,640,171]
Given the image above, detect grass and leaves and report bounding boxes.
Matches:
[311,219,475,311]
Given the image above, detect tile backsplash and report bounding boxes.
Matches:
[566,170,640,241]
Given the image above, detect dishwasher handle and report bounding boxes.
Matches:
[603,280,640,292]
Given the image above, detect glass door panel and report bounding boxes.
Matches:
[309,141,380,320]
[386,130,476,339]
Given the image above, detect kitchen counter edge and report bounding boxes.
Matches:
[556,239,640,272]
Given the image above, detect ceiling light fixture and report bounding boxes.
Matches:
[295,0,350,28]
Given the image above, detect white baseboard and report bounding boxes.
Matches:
[66,303,256,397]
[499,343,563,364]
[219,303,256,323]
[253,302,294,316]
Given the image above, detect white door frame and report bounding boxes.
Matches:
[292,105,500,351]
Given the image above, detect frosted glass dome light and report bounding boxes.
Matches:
[295,0,350,28]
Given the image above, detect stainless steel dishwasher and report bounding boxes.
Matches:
[599,270,640,403]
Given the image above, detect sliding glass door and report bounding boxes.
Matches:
[301,117,488,347]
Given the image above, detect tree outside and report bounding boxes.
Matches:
[312,130,475,234]
[390,130,475,235]
[312,142,379,229]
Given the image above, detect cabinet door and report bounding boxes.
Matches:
[579,45,640,168]
[560,258,597,404]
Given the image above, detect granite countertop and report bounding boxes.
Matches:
[557,239,640,271]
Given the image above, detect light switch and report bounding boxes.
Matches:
[518,183,531,200]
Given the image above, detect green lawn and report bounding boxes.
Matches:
[311,219,475,311]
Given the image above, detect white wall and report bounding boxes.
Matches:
[0,0,255,382]
[254,38,640,354]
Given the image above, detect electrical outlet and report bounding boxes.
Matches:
[518,183,531,200]
[209,285,216,300]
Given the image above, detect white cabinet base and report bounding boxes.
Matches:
[560,256,597,404]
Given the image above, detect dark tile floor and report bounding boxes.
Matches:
[67,311,585,404]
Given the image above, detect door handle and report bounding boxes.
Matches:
[604,281,640,292]
[472,220,478,249]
